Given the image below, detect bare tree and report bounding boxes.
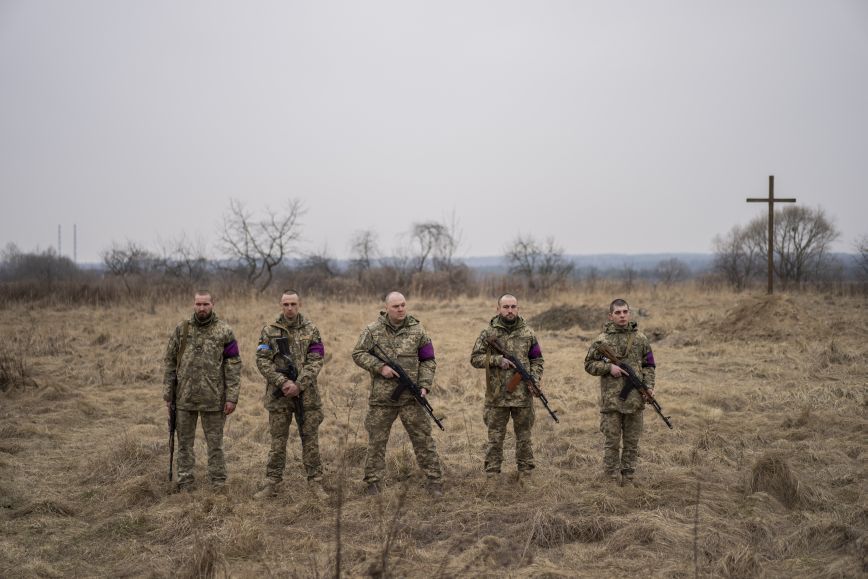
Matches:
[348,230,380,274]
[409,222,452,272]
[157,234,210,282]
[622,262,638,293]
[772,206,840,287]
[505,235,573,292]
[505,234,541,289]
[102,241,161,292]
[430,211,464,272]
[655,257,690,285]
[714,205,840,290]
[855,235,868,277]
[219,199,304,293]
[712,223,764,291]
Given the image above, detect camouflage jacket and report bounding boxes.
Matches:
[256,313,325,411]
[163,313,242,412]
[470,315,544,407]
[352,313,436,406]
[584,321,656,413]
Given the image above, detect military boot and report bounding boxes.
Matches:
[308,479,329,500]
[424,480,444,497]
[254,480,280,499]
[365,482,381,496]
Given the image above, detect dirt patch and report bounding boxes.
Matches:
[714,294,804,339]
[528,304,605,331]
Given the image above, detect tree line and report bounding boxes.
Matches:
[2,199,866,300]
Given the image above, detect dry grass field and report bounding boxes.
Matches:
[0,288,865,578]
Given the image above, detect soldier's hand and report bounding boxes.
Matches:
[499,357,516,370]
[224,401,236,415]
[610,364,625,377]
[380,365,399,379]
[282,381,300,397]
[644,388,654,402]
[420,387,428,398]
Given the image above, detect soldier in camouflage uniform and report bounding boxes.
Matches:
[470,294,544,480]
[351,291,443,496]
[584,298,656,485]
[163,291,242,491]
[254,289,326,499]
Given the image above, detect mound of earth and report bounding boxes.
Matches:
[715,294,803,339]
[528,304,605,331]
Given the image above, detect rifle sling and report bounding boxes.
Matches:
[176,320,191,371]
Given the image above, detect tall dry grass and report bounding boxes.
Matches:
[0,288,865,577]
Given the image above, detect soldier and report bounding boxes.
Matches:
[351,291,443,496]
[584,298,656,485]
[254,289,327,499]
[163,290,241,491]
[470,294,544,481]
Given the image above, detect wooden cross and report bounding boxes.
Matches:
[746,175,796,294]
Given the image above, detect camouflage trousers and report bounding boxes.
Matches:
[265,406,324,483]
[175,409,226,485]
[600,410,644,475]
[363,404,442,484]
[483,405,535,473]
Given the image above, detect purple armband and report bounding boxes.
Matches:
[642,350,656,368]
[308,341,325,357]
[223,340,240,358]
[418,342,435,361]
[528,342,542,359]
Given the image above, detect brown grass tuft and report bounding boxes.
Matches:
[0,352,35,391]
[177,537,224,579]
[530,510,616,547]
[84,433,163,485]
[815,339,858,369]
[14,498,76,517]
[716,545,763,578]
[748,453,804,509]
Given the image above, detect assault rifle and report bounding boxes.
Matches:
[369,343,445,431]
[596,344,672,429]
[272,336,304,427]
[485,337,559,423]
[168,392,176,481]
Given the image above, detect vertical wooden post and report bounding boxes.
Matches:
[747,175,796,294]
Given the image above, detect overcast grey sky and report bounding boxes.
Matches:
[1,0,866,263]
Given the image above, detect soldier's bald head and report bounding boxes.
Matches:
[385,291,405,305]
[384,291,407,325]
